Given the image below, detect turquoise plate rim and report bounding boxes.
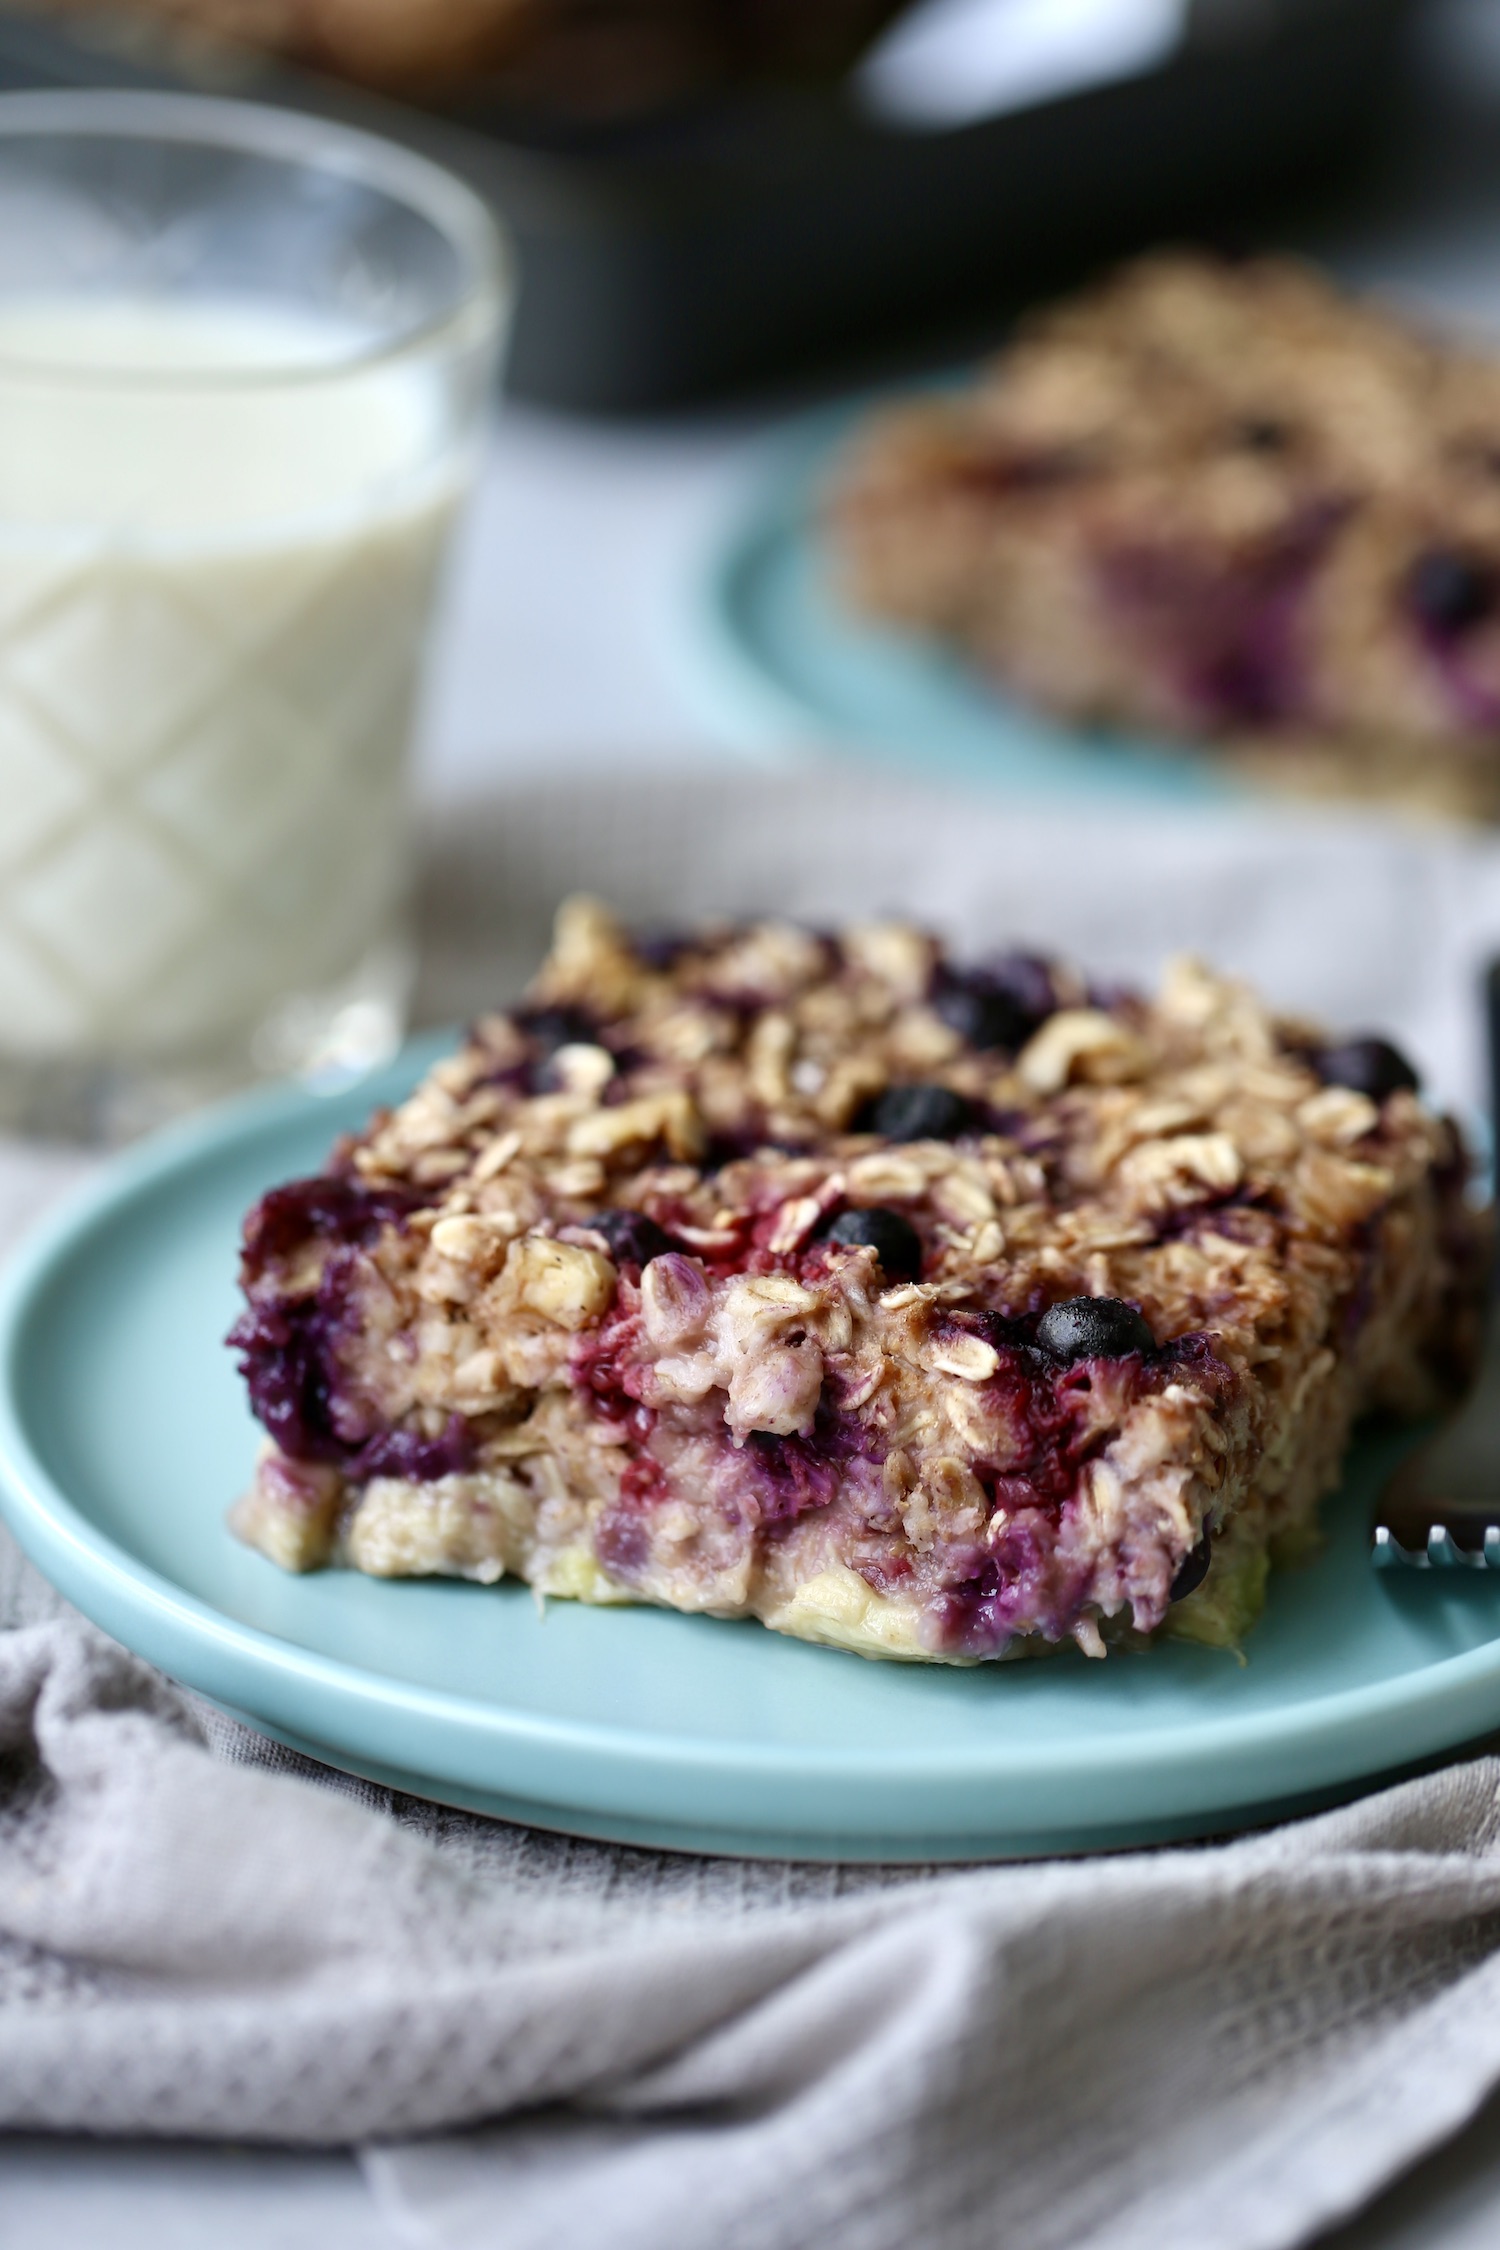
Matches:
[3,1048,1500,1859]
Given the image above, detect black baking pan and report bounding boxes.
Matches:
[0,0,1424,412]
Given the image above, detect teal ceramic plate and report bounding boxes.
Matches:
[3,1046,1500,1862]
[690,407,1249,807]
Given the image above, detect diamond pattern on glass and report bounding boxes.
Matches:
[0,915,93,1051]
[0,489,453,1060]
[0,690,94,875]
[2,557,235,774]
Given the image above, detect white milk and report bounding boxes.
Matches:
[0,299,463,1062]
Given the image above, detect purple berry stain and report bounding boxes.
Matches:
[230,1170,470,1482]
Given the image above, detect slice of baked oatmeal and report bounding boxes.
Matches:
[828,253,1500,819]
[229,899,1479,1661]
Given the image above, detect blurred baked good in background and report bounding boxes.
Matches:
[10,0,907,111]
[828,252,1500,822]
[0,0,1422,407]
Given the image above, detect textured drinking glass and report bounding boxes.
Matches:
[0,91,508,1138]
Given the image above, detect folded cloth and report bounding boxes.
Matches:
[9,773,1500,2250]
[7,1611,1500,2250]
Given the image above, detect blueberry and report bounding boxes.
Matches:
[241,1175,421,1276]
[632,927,691,971]
[1310,1037,1419,1101]
[984,952,1060,1024]
[354,1416,475,1484]
[1233,415,1292,454]
[933,954,1057,1053]
[1406,549,1496,637]
[823,1205,923,1282]
[861,1083,976,1142]
[590,1209,679,1267]
[1169,1532,1213,1603]
[932,982,1033,1054]
[1035,1296,1156,1363]
[517,1003,597,1058]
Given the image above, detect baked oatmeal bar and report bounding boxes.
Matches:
[229,900,1479,1660]
[829,254,1500,819]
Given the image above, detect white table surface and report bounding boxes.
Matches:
[14,3,1500,2237]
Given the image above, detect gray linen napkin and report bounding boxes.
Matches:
[8,1607,1500,2250]
[9,775,1500,2250]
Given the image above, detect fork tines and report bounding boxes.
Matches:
[1372,1522,1500,1569]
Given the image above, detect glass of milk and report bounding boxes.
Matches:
[0,90,508,1137]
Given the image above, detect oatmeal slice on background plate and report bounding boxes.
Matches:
[828,253,1500,822]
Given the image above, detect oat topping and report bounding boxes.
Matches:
[228,898,1479,1662]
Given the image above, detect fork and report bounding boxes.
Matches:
[1372,960,1500,1571]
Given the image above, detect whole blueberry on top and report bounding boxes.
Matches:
[932,951,1059,1054]
[932,980,1034,1054]
[987,951,1061,1024]
[823,1205,923,1283]
[517,1003,598,1058]
[589,1209,680,1268]
[862,1083,976,1143]
[1406,548,1496,638]
[1310,1037,1419,1101]
[1035,1296,1156,1363]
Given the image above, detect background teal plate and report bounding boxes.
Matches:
[4,1047,1500,1862]
[690,405,1252,806]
